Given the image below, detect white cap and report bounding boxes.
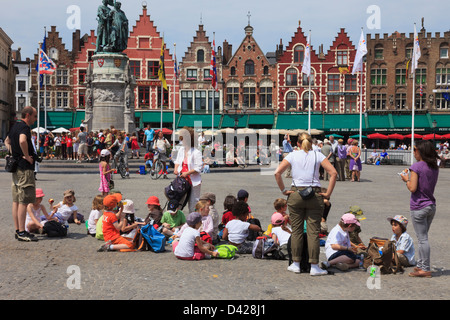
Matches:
[100,149,111,157]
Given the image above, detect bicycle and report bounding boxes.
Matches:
[150,150,164,180]
[114,150,127,179]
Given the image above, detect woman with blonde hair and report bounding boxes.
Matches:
[274,132,337,276]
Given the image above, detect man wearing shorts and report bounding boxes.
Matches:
[77,126,88,163]
[5,106,38,242]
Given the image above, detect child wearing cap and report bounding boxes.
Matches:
[264,198,290,237]
[270,212,291,249]
[160,200,186,237]
[388,215,416,267]
[144,196,163,227]
[98,193,135,252]
[199,192,220,243]
[99,149,115,196]
[172,212,218,260]
[321,213,362,271]
[48,190,81,226]
[347,205,367,253]
[25,188,53,234]
[120,199,145,239]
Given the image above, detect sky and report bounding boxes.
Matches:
[1,0,449,60]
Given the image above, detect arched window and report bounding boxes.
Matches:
[286,68,298,86]
[230,66,236,76]
[294,45,304,63]
[302,91,314,111]
[245,60,254,75]
[286,91,297,110]
[197,49,205,62]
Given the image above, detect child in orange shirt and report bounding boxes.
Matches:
[97,193,135,252]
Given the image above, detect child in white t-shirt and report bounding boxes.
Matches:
[270,212,291,247]
[222,201,261,254]
[321,213,361,271]
[87,195,104,236]
[173,212,217,260]
[25,188,53,233]
[48,189,81,225]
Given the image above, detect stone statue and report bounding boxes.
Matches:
[95,0,128,53]
[109,1,129,52]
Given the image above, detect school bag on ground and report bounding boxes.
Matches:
[132,227,150,251]
[140,223,166,253]
[43,220,68,237]
[164,176,191,210]
[252,235,286,260]
[213,244,238,259]
[363,238,403,275]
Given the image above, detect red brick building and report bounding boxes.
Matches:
[277,23,366,114]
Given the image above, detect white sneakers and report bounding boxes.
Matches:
[287,263,328,276]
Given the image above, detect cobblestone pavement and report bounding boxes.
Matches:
[0,158,449,301]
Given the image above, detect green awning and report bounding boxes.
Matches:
[39,111,74,129]
[367,114,392,129]
[248,114,274,126]
[139,111,179,124]
[391,114,430,129]
[275,113,322,130]
[177,114,221,128]
[221,114,249,128]
[73,111,86,128]
[323,114,365,132]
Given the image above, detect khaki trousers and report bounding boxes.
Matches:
[287,187,324,264]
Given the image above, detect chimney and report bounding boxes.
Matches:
[72,29,81,58]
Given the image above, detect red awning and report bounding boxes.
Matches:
[367,133,388,139]
[422,133,443,140]
[404,133,423,139]
[387,133,404,140]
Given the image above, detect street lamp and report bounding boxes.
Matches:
[432,120,437,149]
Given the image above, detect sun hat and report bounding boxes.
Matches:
[35,188,45,198]
[103,193,122,208]
[199,192,216,204]
[271,212,285,226]
[186,212,202,227]
[100,149,111,157]
[341,213,360,226]
[387,215,408,230]
[146,196,160,206]
[347,205,366,221]
[122,199,135,214]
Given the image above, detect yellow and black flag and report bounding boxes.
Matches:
[158,38,168,90]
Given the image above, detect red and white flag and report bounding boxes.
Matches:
[38,48,56,74]
[210,40,218,91]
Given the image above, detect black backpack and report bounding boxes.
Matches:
[43,220,68,237]
[164,176,191,210]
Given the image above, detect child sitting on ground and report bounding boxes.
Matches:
[160,200,186,238]
[220,195,237,230]
[120,199,145,239]
[265,198,290,236]
[199,193,220,243]
[97,193,135,252]
[387,215,416,267]
[270,212,291,257]
[321,213,362,271]
[48,189,81,226]
[25,188,53,234]
[144,196,163,227]
[347,205,367,254]
[222,201,262,254]
[173,212,218,260]
[87,195,104,237]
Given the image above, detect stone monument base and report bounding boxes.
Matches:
[85,53,135,133]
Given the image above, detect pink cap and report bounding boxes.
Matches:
[35,188,45,198]
[341,213,360,226]
[271,212,285,226]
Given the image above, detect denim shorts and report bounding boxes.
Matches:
[328,250,358,262]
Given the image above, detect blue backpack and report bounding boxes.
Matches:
[140,224,166,253]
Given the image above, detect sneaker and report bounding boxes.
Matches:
[287,263,301,274]
[335,262,349,271]
[17,231,38,242]
[98,240,112,252]
[310,264,328,276]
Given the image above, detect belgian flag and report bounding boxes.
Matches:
[158,38,168,90]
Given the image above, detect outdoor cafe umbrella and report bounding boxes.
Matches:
[327,133,344,138]
[422,133,443,140]
[155,128,173,135]
[387,133,404,140]
[32,127,46,133]
[367,133,388,139]
[441,133,450,139]
[349,134,366,139]
[52,127,71,134]
[404,133,422,139]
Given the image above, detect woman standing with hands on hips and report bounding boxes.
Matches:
[274,132,337,276]
[400,140,439,278]
[173,127,203,213]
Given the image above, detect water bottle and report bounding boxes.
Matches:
[359,254,364,269]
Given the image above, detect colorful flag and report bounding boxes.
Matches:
[301,34,311,77]
[36,31,47,87]
[210,39,218,91]
[411,24,421,74]
[158,39,168,90]
[38,48,56,75]
[174,52,179,80]
[352,29,368,75]
[420,84,423,96]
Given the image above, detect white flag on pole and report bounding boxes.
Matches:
[411,24,421,74]
[301,34,311,77]
[352,29,367,75]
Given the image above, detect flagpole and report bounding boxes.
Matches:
[173,43,176,149]
[411,23,418,166]
[211,33,215,147]
[308,30,311,134]
[160,35,164,131]
[359,27,363,149]
[44,26,47,130]
[37,42,41,151]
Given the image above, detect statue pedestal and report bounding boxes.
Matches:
[86,53,135,133]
